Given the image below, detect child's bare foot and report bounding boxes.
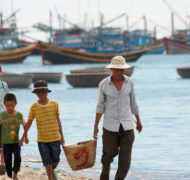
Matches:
[52,172,57,180]
[0,164,5,175]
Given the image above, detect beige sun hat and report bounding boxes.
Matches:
[106,56,131,69]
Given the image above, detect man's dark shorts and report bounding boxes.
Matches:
[38,140,61,168]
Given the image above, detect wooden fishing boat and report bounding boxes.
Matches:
[176,66,190,78]
[164,38,190,54]
[0,45,36,64]
[38,42,148,64]
[0,73,33,88]
[146,42,165,54]
[18,40,40,55]
[23,72,62,83]
[0,15,36,63]
[66,66,134,87]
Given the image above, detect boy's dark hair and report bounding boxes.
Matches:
[4,93,17,103]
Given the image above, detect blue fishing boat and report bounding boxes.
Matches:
[124,30,165,54]
[0,13,35,63]
[53,27,86,50]
[49,14,164,55]
[38,41,148,65]
[81,28,165,55]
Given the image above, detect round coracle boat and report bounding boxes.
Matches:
[66,72,110,87]
[23,72,62,83]
[176,66,190,78]
[66,66,135,88]
[70,66,134,76]
[0,73,33,88]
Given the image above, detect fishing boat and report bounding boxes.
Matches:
[146,42,165,54]
[50,14,164,55]
[18,40,40,55]
[176,66,190,78]
[164,38,190,54]
[164,28,190,54]
[38,41,148,64]
[0,45,36,64]
[66,66,134,87]
[0,12,35,63]
[122,29,165,55]
[53,27,164,55]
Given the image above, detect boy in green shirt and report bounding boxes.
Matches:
[0,93,28,179]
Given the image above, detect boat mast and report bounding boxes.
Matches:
[143,15,147,36]
[171,12,174,37]
[126,14,129,33]
[49,10,53,44]
[0,13,2,26]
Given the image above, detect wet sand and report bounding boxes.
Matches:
[0,166,95,180]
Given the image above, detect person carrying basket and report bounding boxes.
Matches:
[93,56,143,180]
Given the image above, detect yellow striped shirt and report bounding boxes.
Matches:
[28,99,60,142]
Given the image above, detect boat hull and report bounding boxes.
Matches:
[66,73,110,87]
[39,42,148,64]
[23,72,62,83]
[146,43,165,54]
[66,67,134,87]
[0,45,35,64]
[164,38,190,54]
[176,66,190,78]
[0,73,33,88]
[70,66,134,76]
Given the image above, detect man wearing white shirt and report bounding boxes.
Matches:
[93,56,142,180]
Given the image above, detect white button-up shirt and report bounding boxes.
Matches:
[96,75,139,132]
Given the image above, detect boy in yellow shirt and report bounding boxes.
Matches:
[20,80,65,180]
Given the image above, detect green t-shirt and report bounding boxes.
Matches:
[0,111,23,144]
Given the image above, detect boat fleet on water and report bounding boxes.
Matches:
[1,11,190,64]
[0,11,190,88]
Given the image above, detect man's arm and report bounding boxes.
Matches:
[57,115,65,146]
[93,113,102,139]
[134,114,143,133]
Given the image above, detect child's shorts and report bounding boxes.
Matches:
[38,141,61,168]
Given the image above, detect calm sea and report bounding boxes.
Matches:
[2,54,190,180]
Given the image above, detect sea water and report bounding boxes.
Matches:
[2,54,190,180]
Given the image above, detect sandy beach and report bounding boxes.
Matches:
[0,166,95,180]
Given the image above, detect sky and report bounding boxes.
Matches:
[1,0,190,41]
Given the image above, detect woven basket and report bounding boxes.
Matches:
[63,139,97,170]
